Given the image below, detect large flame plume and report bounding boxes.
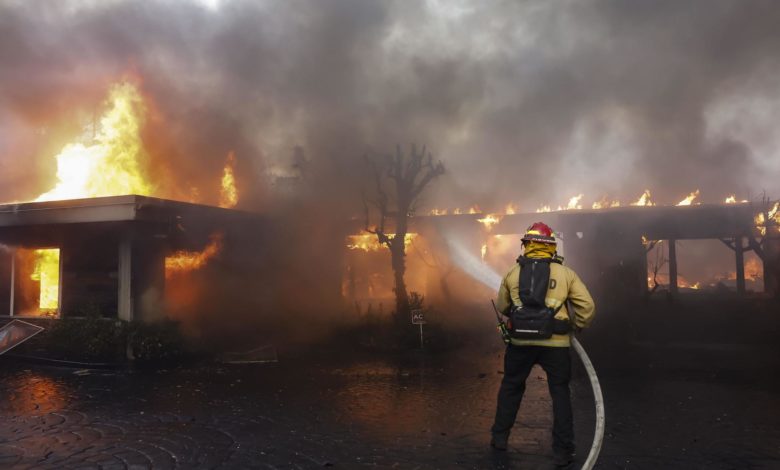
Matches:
[36,82,153,202]
[23,81,243,303]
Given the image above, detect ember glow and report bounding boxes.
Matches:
[35,81,153,202]
[592,198,621,209]
[477,214,502,231]
[536,194,583,213]
[755,202,780,236]
[219,151,239,209]
[346,233,417,252]
[165,233,224,278]
[724,195,747,204]
[565,194,584,210]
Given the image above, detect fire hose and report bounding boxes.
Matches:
[442,235,604,467]
[571,335,605,470]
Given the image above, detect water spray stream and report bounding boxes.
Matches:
[442,232,604,469]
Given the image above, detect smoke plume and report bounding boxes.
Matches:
[2,0,780,211]
[2,1,780,348]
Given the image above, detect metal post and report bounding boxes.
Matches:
[735,237,745,295]
[668,239,678,296]
[9,250,15,317]
[118,236,133,321]
[419,323,424,349]
[57,249,63,318]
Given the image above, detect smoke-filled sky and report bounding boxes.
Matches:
[1,0,780,213]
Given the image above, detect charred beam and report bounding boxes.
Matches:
[668,239,678,297]
[735,237,745,296]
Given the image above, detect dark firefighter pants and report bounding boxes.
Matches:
[491,345,574,454]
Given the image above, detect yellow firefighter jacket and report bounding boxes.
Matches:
[496,262,595,347]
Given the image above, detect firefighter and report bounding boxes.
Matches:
[490,222,595,467]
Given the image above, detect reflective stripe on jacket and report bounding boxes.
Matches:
[496,262,595,347]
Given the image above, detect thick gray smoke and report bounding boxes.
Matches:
[2,0,780,212]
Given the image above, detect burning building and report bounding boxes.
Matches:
[0,80,266,331]
[0,195,262,322]
[342,197,780,315]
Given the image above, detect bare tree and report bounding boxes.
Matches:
[646,240,667,295]
[363,144,444,320]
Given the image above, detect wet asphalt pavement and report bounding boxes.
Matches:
[1,342,779,469]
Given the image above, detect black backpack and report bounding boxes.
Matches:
[507,257,568,339]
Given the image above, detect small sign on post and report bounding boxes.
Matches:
[411,309,426,348]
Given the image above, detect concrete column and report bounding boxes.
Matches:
[735,237,745,296]
[668,239,678,296]
[118,235,133,321]
[9,252,15,317]
[131,240,166,323]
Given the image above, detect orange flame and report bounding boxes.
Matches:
[592,197,621,209]
[165,233,223,278]
[30,248,60,312]
[346,233,417,252]
[219,151,238,208]
[505,203,518,215]
[631,190,655,207]
[744,257,763,281]
[755,202,780,236]
[676,189,700,206]
[477,214,502,231]
[564,194,584,210]
[36,81,153,202]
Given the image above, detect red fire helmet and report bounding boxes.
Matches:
[521,222,556,244]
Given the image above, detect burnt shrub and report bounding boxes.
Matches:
[336,292,464,352]
[44,314,127,362]
[127,320,186,363]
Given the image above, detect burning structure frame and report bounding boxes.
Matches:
[344,201,780,306]
[0,195,262,322]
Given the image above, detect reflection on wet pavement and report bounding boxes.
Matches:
[0,351,570,469]
[1,344,779,469]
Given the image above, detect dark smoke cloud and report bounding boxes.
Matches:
[1,0,780,209]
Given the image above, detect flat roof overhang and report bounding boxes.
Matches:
[0,195,264,249]
[386,203,766,241]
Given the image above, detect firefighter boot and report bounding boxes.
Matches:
[552,450,575,467]
[490,434,508,451]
